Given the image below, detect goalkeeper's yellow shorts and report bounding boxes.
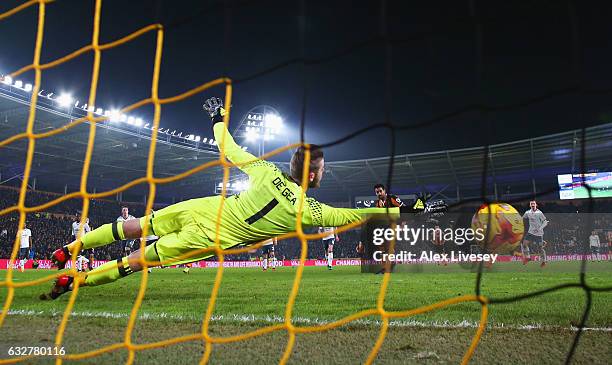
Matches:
[139,197,218,266]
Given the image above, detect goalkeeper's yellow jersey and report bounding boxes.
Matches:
[201,122,399,246]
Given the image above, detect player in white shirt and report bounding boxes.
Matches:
[71,215,94,271]
[318,227,339,270]
[71,216,91,240]
[117,206,156,272]
[261,237,277,271]
[117,206,136,223]
[589,231,602,261]
[18,223,32,272]
[521,201,549,267]
[75,255,90,272]
[117,207,136,255]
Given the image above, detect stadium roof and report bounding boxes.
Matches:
[1,83,611,205]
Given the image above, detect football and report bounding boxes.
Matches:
[471,203,525,254]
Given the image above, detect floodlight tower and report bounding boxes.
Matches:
[233,105,284,157]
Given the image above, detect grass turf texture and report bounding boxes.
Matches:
[1,261,610,364]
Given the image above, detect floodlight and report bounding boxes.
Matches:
[127,116,135,125]
[56,93,74,108]
[246,129,259,141]
[195,136,201,142]
[24,83,32,92]
[2,76,12,85]
[95,108,103,115]
[14,80,23,88]
[135,118,143,127]
[264,114,283,129]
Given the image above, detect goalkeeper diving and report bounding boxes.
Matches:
[41,97,446,300]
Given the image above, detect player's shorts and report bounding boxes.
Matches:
[591,246,601,254]
[262,244,274,256]
[524,233,543,244]
[140,198,216,267]
[322,238,335,252]
[18,248,29,259]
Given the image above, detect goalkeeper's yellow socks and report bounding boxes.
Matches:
[78,221,126,250]
[84,257,133,286]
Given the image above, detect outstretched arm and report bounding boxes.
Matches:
[320,204,400,227]
[305,196,445,228]
[205,97,272,176]
[213,122,260,171]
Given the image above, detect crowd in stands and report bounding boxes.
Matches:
[0,186,155,261]
[1,186,610,262]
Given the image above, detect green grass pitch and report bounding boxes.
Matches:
[1,261,611,364]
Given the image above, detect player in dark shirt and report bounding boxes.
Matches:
[374,184,404,208]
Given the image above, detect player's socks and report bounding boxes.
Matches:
[327,252,333,268]
[84,257,132,286]
[263,258,268,271]
[524,247,531,261]
[541,248,547,263]
[79,221,126,249]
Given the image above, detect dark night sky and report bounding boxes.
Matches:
[1,0,611,161]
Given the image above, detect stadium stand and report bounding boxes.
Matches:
[2,82,612,204]
[1,184,610,261]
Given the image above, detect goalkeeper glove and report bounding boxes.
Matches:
[203,96,226,124]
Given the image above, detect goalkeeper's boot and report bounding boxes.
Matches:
[39,275,73,300]
[51,247,71,270]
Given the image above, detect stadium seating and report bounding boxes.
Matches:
[1,186,610,260]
